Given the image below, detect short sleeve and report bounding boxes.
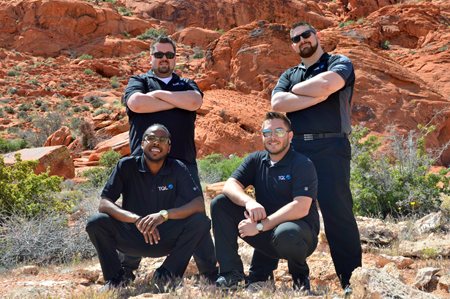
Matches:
[271,69,292,96]
[122,75,148,105]
[174,161,203,207]
[184,79,204,97]
[328,55,354,83]
[101,161,124,203]
[291,157,318,200]
[230,153,257,188]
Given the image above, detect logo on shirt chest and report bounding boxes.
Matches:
[158,183,174,191]
[278,174,291,181]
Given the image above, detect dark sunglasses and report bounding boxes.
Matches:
[291,29,315,43]
[262,128,290,138]
[152,51,176,59]
[144,135,171,144]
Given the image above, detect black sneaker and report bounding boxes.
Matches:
[215,270,245,288]
[123,268,136,284]
[150,267,177,293]
[292,275,311,293]
[194,268,219,284]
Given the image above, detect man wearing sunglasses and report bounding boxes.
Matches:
[122,36,217,284]
[86,124,212,291]
[211,112,319,293]
[271,22,362,296]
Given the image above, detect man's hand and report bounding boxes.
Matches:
[238,218,259,238]
[136,213,165,244]
[245,200,266,222]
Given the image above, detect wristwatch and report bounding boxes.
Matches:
[159,210,169,221]
[256,221,264,233]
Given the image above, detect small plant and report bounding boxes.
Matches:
[436,44,448,53]
[339,20,355,28]
[4,106,15,114]
[137,28,167,40]
[18,103,32,111]
[356,18,365,25]
[381,40,391,50]
[93,108,112,116]
[193,47,204,59]
[0,137,27,153]
[198,153,245,184]
[17,111,28,119]
[83,150,121,188]
[421,247,439,259]
[27,78,40,86]
[7,87,17,94]
[0,108,3,118]
[7,70,20,77]
[79,119,97,149]
[84,68,95,75]
[78,54,93,60]
[216,28,225,35]
[111,76,120,88]
[117,6,132,16]
[84,95,105,108]
[440,193,450,215]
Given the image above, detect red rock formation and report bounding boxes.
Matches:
[44,126,72,147]
[171,27,221,49]
[2,146,75,179]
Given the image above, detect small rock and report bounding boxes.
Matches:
[414,212,445,235]
[437,274,450,292]
[375,254,414,269]
[14,265,39,275]
[414,267,441,291]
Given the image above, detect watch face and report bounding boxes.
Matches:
[256,222,264,232]
[160,210,168,219]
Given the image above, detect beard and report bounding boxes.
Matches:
[264,138,290,155]
[299,42,318,58]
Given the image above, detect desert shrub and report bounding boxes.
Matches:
[137,28,167,40]
[84,95,105,109]
[93,108,112,116]
[198,153,245,184]
[78,120,97,149]
[22,112,64,147]
[350,125,450,218]
[83,150,121,188]
[0,211,96,268]
[0,154,68,217]
[78,54,93,60]
[110,76,120,88]
[0,137,27,153]
[193,47,204,59]
[84,68,94,75]
[18,103,32,111]
[117,6,132,16]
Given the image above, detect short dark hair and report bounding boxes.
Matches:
[290,22,316,36]
[150,35,176,54]
[262,112,291,131]
[143,123,172,140]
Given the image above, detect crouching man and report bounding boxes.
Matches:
[86,124,211,291]
[211,112,320,292]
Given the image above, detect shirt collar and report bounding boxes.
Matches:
[298,52,330,70]
[262,147,295,167]
[138,154,171,175]
[146,70,180,82]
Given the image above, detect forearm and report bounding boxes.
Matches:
[223,178,255,207]
[291,71,345,98]
[271,92,324,112]
[98,198,141,223]
[261,197,312,231]
[152,90,203,111]
[126,92,175,113]
[167,196,205,219]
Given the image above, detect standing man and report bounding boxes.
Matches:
[211,112,319,293]
[271,22,362,295]
[122,36,217,281]
[86,124,212,291]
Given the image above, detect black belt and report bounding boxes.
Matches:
[294,132,348,141]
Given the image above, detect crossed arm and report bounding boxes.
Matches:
[99,196,204,244]
[126,90,203,113]
[271,71,345,112]
[223,178,312,237]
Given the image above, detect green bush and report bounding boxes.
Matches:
[198,153,245,184]
[137,28,167,40]
[350,126,450,218]
[78,54,93,60]
[84,68,94,75]
[0,154,68,217]
[83,150,121,188]
[111,76,120,88]
[84,95,105,109]
[0,138,27,153]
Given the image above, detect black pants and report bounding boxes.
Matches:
[294,137,362,282]
[211,194,318,277]
[120,155,217,275]
[86,213,211,280]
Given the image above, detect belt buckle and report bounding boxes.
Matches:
[304,134,313,141]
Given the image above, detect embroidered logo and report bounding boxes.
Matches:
[158,183,174,191]
[278,174,291,181]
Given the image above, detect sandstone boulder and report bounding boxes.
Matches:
[88,131,130,163]
[398,235,450,258]
[171,27,221,49]
[414,267,441,291]
[351,267,440,299]
[356,216,398,246]
[44,126,72,147]
[2,146,75,179]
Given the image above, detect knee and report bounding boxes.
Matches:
[210,194,230,216]
[185,213,211,233]
[85,213,111,234]
[272,226,307,258]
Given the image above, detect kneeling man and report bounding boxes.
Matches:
[86,124,211,290]
[211,112,319,291]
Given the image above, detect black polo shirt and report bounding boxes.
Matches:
[231,148,320,234]
[101,155,202,216]
[272,53,355,135]
[123,71,203,164]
